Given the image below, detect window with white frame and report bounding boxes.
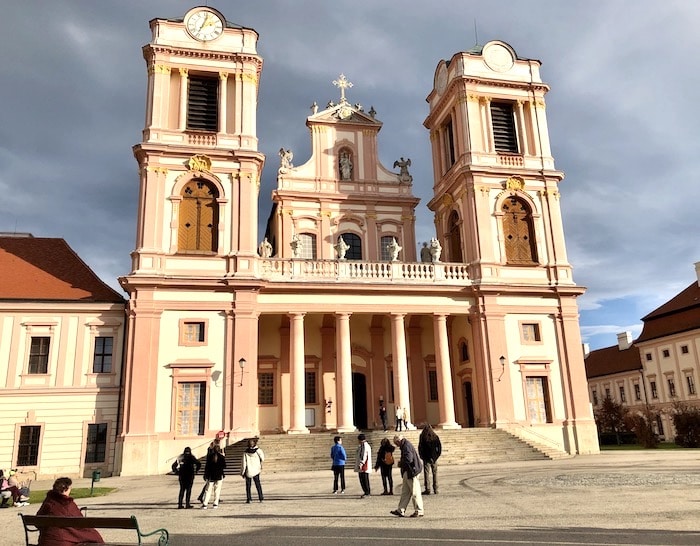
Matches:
[687,374,696,395]
[17,426,41,466]
[93,337,113,373]
[650,380,658,399]
[258,372,274,405]
[668,378,677,398]
[299,233,317,259]
[28,337,50,374]
[634,383,641,401]
[176,382,206,435]
[428,369,438,401]
[619,385,626,403]
[525,376,551,424]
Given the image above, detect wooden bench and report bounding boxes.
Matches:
[19,513,169,545]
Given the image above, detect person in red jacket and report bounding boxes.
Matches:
[36,477,104,545]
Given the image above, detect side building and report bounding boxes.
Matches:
[585,262,700,440]
[0,235,126,478]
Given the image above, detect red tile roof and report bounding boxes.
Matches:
[584,344,641,379]
[0,236,124,303]
[636,281,700,343]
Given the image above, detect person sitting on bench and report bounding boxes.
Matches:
[36,477,104,545]
[0,469,21,507]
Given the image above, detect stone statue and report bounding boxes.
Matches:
[290,234,302,258]
[429,237,442,263]
[387,237,402,262]
[278,148,293,171]
[259,237,273,258]
[339,152,353,180]
[393,157,412,184]
[311,101,318,114]
[420,242,431,263]
[334,235,350,260]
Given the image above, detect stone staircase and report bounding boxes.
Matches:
[219,428,562,475]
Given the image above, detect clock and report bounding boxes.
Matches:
[185,8,224,42]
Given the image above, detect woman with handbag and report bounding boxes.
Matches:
[374,437,395,495]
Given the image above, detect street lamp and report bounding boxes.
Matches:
[497,355,506,382]
[238,358,246,386]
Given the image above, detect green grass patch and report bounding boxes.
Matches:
[28,487,116,505]
[600,442,685,451]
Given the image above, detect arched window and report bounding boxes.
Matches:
[341,232,362,260]
[298,233,317,259]
[460,341,470,362]
[502,196,537,264]
[178,179,219,253]
[448,211,463,263]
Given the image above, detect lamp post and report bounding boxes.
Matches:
[238,358,246,386]
[497,355,506,382]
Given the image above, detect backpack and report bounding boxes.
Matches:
[383,451,394,465]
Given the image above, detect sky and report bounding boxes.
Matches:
[1,1,698,351]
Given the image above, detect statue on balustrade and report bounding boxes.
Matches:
[387,237,402,262]
[334,235,349,260]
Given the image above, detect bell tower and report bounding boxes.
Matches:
[424,40,574,287]
[129,6,264,278]
[424,42,598,454]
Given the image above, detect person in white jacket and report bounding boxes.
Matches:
[240,438,265,503]
[354,433,372,498]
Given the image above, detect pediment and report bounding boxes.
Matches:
[309,103,382,126]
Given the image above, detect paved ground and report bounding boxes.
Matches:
[4,450,700,545]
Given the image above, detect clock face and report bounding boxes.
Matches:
[185,9,224,41]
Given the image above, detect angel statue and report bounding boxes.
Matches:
[334,235,350,260]
[429,237,442,263]
[387,237,402,262]
[278,148,294,171]
[259,237,273,258]
[290,234,302,258]
[393,157,412,184]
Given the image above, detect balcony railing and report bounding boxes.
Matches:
[256,259,470,285]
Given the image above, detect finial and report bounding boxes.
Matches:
[332,74,353,104]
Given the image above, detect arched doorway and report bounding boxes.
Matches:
[463,381,475,428]
[352,372,368,429]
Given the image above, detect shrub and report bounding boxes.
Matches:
[624,405,659,448]
[672,402,700,448]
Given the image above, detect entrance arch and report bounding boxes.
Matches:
[463,381,475,428]
[352,372,368,429]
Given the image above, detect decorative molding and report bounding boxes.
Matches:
[505,176,525,191]
[188,154,212,172]
[179,68,189,77]
[154,64,171,75]
[441,194,454,207]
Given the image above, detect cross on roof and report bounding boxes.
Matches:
[332,74,353,103]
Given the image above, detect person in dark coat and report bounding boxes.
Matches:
[172,446,201,509]
[390,434,424,518]
[36,477,104,545]
[374,437,395,495]
[418,424,442,494]
[201,444,226,509]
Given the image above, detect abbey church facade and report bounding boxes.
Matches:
[0,6,599,479]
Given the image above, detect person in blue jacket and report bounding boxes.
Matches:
[330,435,347,494]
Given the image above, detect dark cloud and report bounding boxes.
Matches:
[1,1,698,351]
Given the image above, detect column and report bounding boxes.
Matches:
[336,313,355,432]
[433,314,460,429]
[390,314,411,419]
[288,312,309,434]
[178,68,188,131]
[218,72,228,134]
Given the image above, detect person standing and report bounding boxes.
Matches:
[379,402,388,432]
[374,437,395,495]
[241,437,265,503]
[354,433,372,498]
[197,437,220,504]
[390,434,424,518]
[330,436,347,494]
[418,424,442,495]
[201,444,226,509]
[172,446,201,509]
[395,406,404,431]
[36,477,104,545]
